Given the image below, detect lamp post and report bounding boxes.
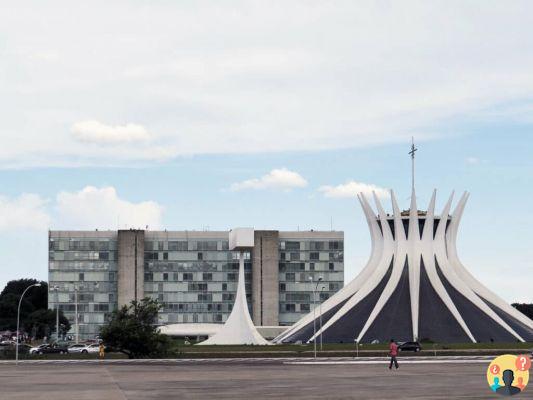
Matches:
[319,285,326,351]
[309,276,323,359]
[16,283,42,364]
[52,286,59,342]
[73,284,79,344]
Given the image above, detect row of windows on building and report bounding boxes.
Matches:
[282,303,320,312]
[49,239,344,252]
[144,272,252,283]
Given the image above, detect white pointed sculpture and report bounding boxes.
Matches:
[275,189,533,344]
[199,228,270,345]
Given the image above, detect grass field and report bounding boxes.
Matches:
[2,340,530,360]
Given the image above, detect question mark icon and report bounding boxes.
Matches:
[515,355,531,371]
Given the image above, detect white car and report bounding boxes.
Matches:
[67,344,87,354]
[80,343,100,354]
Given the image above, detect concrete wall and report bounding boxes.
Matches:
[252,230,279,326]
[117,230,145,307]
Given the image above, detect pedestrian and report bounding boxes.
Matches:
[388,338,399,370]
[99,342,105,360]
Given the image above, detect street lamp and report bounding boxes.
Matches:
[74,284,79,344]
[309,276,323,359]
[319,285,326,351]
[52,286,59,342]
[16,283,42,364]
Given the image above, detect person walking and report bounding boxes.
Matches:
[388,339,399,370]
[99,342,105,360]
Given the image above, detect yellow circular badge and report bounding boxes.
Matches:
[487,354,530,396]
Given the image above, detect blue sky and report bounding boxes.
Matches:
[0,1,532,301]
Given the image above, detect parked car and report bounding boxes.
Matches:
[31,344,68,355]
[81,343,100,354]
[398,341,422,352]
[68,343,87,354]
[29,344,49,354]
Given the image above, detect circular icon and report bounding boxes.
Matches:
[515,355,532,372]
[487,354,529,396]
[490,364,501,375]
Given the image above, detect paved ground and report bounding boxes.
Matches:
[0,358,527,399]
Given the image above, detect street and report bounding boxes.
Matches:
[0,358,507,399]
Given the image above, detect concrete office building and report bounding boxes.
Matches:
[48,229,344,339]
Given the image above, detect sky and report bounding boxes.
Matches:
[0,1,532,302]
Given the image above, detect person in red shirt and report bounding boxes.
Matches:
[389,339,399,369]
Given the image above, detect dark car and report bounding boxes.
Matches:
[33,344,68,355]
[398,341,422,352]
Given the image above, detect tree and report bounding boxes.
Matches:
[0,279,48,331]
[512,303,533,320]
[100,298,172,359]
[25,309,71,340]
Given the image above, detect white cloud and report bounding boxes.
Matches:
[55,186,163,230]
[0,193,51,231]
[230,168,308,191]
[72,120,152,144]
[1,2,533,167]
[318,181,389,199]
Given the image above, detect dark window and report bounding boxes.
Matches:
[198,252,203,261]
[310,252,319,261]
[285,241,300,250]
[329,262,334,271]
[290,252,299,261]
[99,252,109,260]
[79,273,84,281]
[169,241,188,251]
[203,273,213,281]
[198,293,212,302]
[285,273,295,282]
[223,293,235,301]
[279,283,286,291]
[227,273,237,281]
[222,283,227,291]
[310,263,315,271]
[285,304,296,312]
[144,272,153,282]
[182,273,193,281]
[328,241,343,250]
[163,252,168,260]
[163,273,168,281]
[320,292,330,301]
[310,241,325,250]
[188,283,208,291]
[300,304,310,312]
[280,252,286,260]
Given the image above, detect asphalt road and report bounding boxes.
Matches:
[0,359,527,399]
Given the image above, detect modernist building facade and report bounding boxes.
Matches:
[276,189,533,344]
[48,229,344,339]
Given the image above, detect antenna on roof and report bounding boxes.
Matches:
[408,136,418,192]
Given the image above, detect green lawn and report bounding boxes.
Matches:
[1,341,530,360]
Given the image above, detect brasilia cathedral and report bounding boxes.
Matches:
[275,188,533,344]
